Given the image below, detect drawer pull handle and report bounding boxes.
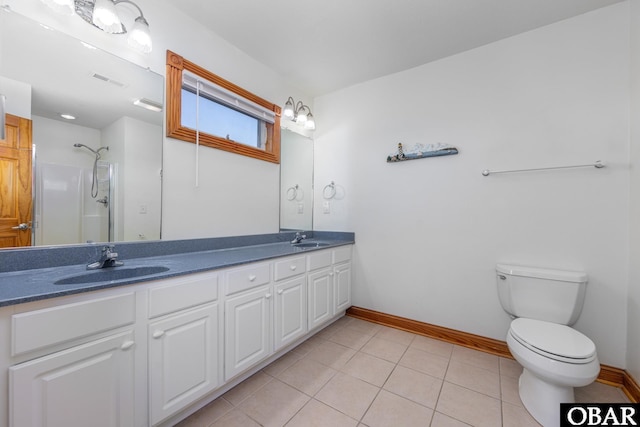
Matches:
[152,330,165,339]
[278,289,283,295]
[121,341,135,351]
[290,265,297,271]
[248,275,257,282]
[265,293,272,299]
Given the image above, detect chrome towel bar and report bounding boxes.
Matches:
[482,160,605,177]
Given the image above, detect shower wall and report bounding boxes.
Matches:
[32,116,111,246]
[35,161,110,245]
[80,160,111,243]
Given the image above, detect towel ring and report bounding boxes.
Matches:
[286,185,299,201]
[323,181,336,199]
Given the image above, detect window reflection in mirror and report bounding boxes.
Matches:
[0,8,163,249]
[280,129,313,231]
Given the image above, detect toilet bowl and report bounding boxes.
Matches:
[507,318,600,427]
[496,264,600,427]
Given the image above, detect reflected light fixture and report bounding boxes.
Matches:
[92,0,124,33]
[40,0,153,54]
[283,97,315,130]
[133,98,163,112]
[40,0,75,16]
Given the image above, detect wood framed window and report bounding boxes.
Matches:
[166,50,281,163]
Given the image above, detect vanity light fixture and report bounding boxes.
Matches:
[283,97,316,130]
[40,0,153,54]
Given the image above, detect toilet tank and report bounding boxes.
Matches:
[496,264,588,326]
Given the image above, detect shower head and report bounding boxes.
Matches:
[73,143,109,157]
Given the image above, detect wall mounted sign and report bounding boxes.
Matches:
[387,142,458,163]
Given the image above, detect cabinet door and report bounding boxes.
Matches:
[10,331,135,427]
[225,285,271,381]
[148,303,220,425]
[274,276,307,351]
[308,268,334,330]
[334,262,352,313]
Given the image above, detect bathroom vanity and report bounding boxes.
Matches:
[0,233,354,427]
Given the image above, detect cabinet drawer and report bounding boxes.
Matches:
[148,272,218,318]
[333,246,352,264]
[307,250,332,271]
[274,256,306,281]
[225,263,271,295]
[12,293,135,356]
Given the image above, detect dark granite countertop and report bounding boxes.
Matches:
[0,231,354,307]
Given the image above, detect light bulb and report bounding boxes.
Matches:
[283,99,295,119]
[304,114,315,130]
[295,110,307,124]
[92,0,123,33]
[128,16,152,53]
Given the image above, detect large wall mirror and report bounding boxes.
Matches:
[0,7,163,249]
[280,128,313,232]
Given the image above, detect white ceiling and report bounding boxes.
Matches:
[0,8,163,129]
[169,0,624,97]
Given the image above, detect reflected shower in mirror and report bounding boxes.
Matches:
[0,7,163,248]
[280,129,313,231]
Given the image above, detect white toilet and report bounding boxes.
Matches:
[496,264,600,427]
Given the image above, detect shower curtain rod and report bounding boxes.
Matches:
[481,160,605,177]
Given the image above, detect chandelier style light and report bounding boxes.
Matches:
[40,0,153,54]
[283,97,315,130]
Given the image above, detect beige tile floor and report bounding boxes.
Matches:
[176,316,630,427]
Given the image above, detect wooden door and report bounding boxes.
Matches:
[0,114,32,248]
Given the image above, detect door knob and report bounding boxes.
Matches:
[11,223,30,231]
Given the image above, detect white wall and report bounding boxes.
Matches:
[628,0,640,382]
[0,76,31,119]
[5,0,312,240]
[314,3,630,368]
[101,116,162,242]
[122,117,162,241]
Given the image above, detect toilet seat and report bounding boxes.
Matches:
[509,318,596,364]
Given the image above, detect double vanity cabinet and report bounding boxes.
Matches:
[0,244,352,427]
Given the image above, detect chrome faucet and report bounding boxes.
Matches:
[291,232,307,244]
[87,245,124,270]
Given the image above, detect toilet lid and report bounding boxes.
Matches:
[510,318,596,362]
